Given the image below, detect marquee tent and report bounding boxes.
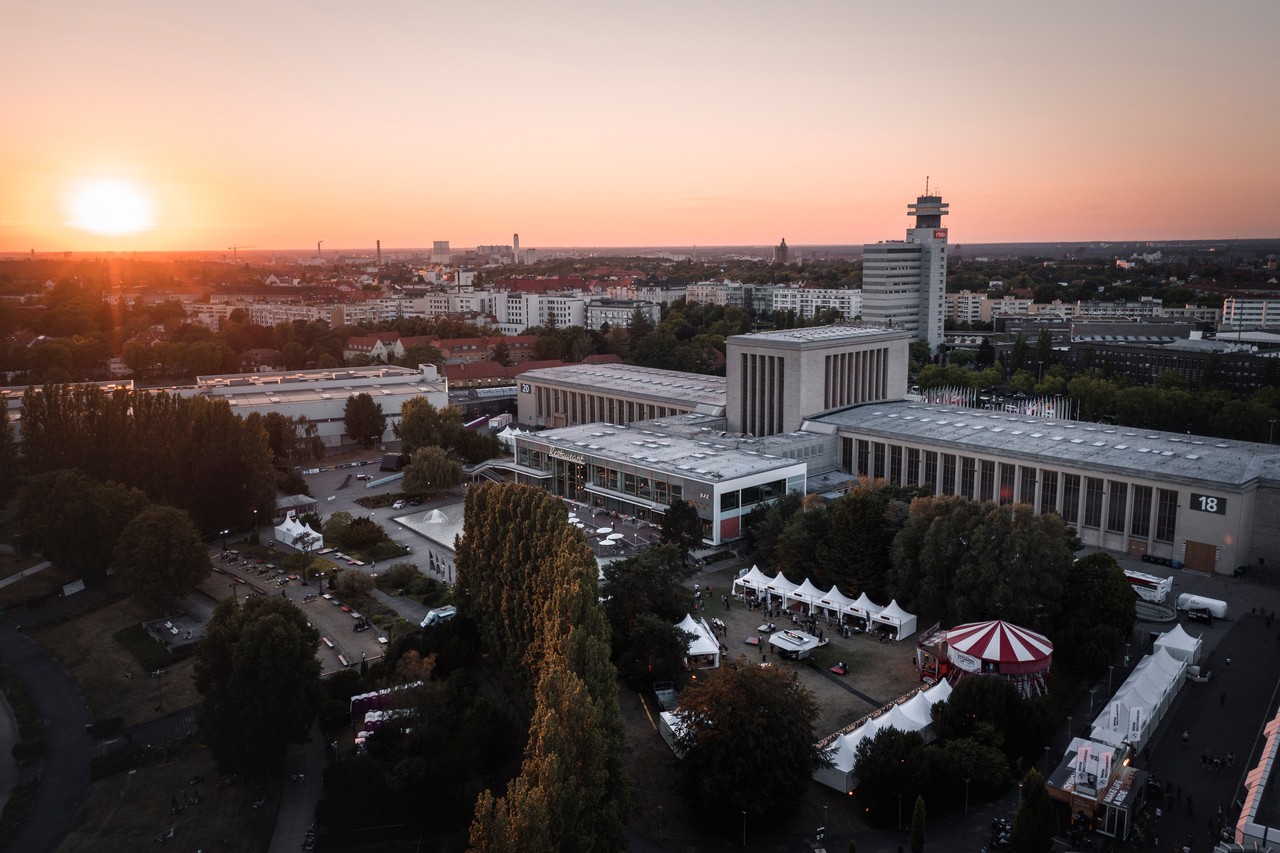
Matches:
[1089,648,1184,752]
[815,585,857,619]
[732,565,772,597]
[945,619,1053,697]
[872,599,918,641]
[274,516,324,552]
[763,572,798,604]
[787,578,827,612]
[848,592,883,623]
[1153,623,1203,666]
[677,614,721,669]
[814,680,952,793]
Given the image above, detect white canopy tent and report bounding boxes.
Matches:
[677,614,721,669]
[1089,648,1184,751]
[871,599,918,641]
[814,679,951,793]
[732,565,772,597]
[847,592,883,624]
[1153,623,1203,666]
[763,572,799,605]
[815,585,857,619]
[787,578,827,613]
[273,516,324,552]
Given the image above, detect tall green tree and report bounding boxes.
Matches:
[1052,552,1136,679]
[910,795,926,853]
[0,412,18,504]
[673,660,826,819]
[402,446,463,495]
[263,412,326,464]
[194,596,323,776]
[889,497,1074,630]
[343,392,387,448]
[20,469,149,579]
[112,505,212,610]
[660,498,703,563]
[600,545,698,681]
[1010,768,1057,853]
[460,483,630,851]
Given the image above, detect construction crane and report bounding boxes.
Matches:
[227,244,254,262]
[317,240,325,258]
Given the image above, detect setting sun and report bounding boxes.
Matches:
[66,179,155,236]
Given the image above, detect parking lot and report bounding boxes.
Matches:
[204,551,390,675]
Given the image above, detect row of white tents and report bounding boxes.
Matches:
[814,679,953,793]
[1087,624,1202,753]
[731,566,918,641]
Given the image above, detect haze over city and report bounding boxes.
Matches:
[3,0,1278,253]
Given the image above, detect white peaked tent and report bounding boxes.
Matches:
[273,515,324,551]
[848,592,883,623]
[872,599,918,641]
[1153,623,1203,665]
[816,585,857,619]
[814,680,952,793]
[1089,648,1184,751]
[788,578,827,612]
[676,614,721,669]
[496,425,524,451]
[732,565,772,597]
[764,572,799,604]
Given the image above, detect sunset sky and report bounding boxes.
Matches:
[3,1,1278,253]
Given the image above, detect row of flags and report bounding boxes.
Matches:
[918,386,1081,422]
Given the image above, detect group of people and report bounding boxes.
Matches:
[1200,748,1235,773]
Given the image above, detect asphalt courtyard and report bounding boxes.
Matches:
[623,552,1280,852]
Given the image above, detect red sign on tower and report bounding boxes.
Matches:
[933,229,948,239]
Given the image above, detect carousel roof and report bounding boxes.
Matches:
[946,620,1053,664]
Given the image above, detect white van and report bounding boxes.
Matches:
[420,605,457,628]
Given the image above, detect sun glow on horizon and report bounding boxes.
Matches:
[65,179,156,236]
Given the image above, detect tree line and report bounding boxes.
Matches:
[19,383,276,535]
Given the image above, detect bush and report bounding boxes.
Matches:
[12,739,46,761]
[88,717,125,738]
[382,562,419,589]
[335,571,374,599]
[90,748,136,781]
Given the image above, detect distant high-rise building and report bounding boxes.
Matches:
[376,240,381,266]
[772,238,789,264]
[513,233,520,264]
[433,240,451,264]
[862,191,949,352]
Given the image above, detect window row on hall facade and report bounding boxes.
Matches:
[515,446,685,504]
[533,385,687,425]
[842,438,1179,543]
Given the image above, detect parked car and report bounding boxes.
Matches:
[391,500,406,510]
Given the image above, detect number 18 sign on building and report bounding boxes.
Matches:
[1190,493,1226,515]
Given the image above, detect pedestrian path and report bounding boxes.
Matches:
[0,562,50,590]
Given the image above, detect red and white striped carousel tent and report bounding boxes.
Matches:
[944,620,1054,698]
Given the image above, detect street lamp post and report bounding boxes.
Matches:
[965,777,971,814]
[741,810,746,848]
[220,528,230,550]
[1043,745,1051,774]
[1271,419,1277,445]
[1090,687,1098,717]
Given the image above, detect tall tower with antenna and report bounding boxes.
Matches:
[513,232,520,264]
[376,240,382,266]
[861,182,950,352]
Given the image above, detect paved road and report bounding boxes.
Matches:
[0,691,20,815]
[268,721,326,853]
[370,588,428,627]
[0,623,92,853]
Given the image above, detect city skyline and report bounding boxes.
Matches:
[3,1,1278,253]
